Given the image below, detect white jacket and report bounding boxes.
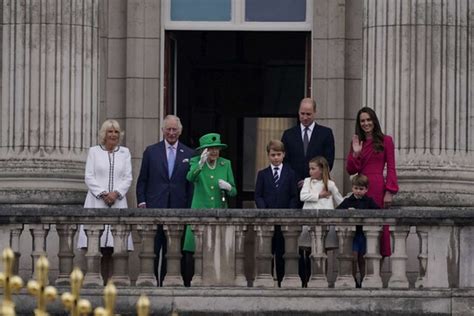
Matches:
[300,178,344,209]
[78,145,132,248]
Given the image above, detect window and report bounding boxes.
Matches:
[164,0,311,30]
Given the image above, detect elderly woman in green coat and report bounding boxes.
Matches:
[182,133,237,285]
[187,133,237,208]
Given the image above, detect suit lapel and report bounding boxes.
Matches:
[157,142,168,179]
[293,126,305,157]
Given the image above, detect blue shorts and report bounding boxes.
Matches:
[352,225,366,254]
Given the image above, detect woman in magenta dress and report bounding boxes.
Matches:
[346,107,399,257]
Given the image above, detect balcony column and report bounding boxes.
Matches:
[363,225,383,288]
[192,224,204,286]
[135,224,157,287]
[334,226,354,288]
[283,225,302,288]
[163,224,184,286]
[10,224,23,274]
[253,225,274,287]
[415,226,429,288]
[309,225,328,288]
[110,224,131,286]
[388,226,410,288]
[83,224,104,287]
[29,224,50,278]
[234,225,247,286]
[55,224,77,286]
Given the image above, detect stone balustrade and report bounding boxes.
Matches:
[1,207,473,290]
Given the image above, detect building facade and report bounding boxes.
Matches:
[1,0,473,207]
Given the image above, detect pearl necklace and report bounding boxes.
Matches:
[206,161,217,170]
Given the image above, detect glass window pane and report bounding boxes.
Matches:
[171,0,231,21]
[245,0,306,22]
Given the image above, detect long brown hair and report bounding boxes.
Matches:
[355,107,385,152]
[309,156,331,191]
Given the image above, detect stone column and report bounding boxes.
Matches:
[234,225,247,286]
[192,224,204,286]
[135,224,157,287]
[253,225,274,287]
[363,0,474,206]
[415,226,428,288]
[0,0,99,205]
[55,224,77,286]
[363,225,383,288]
[163,224,183,286]
[9,224,24,274]
[334,226,354,288]
[309,225,328,288]
[29,224,50,279]
[388,226,410,288]
[283,225,302,288]
[83,224,103,287]
[111,224,131,286]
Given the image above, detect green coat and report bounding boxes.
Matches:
[186,156,237,208]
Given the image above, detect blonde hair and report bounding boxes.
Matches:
[309,156,331,191]
[98,119,124,145]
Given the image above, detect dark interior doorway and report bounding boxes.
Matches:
[167,31,309,207]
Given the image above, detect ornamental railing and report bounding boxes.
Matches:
[1,207,473,289]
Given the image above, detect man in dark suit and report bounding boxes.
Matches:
[255,140,298,287]
[281,97,335,187]
[281,97,335,287]
[136,114,194,286]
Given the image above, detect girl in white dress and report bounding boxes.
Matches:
[298,156,344,286]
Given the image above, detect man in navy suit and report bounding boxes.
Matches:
[255,140,298,287]
[281,97,335,286]
[136,114,194,286]
[281,97,335,188]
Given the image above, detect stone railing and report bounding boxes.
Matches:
[0,207,473,290]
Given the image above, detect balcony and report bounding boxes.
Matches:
[1,207,473,315]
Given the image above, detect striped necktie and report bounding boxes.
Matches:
[273,167,279,187]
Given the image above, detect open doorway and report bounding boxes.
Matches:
[166,31,309,207]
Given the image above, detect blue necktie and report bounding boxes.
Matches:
[168,146,175,178]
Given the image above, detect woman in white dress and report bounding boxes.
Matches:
[78,119,133,282]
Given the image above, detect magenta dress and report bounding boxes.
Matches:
[346,135,399,257]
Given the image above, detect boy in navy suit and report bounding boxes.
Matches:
[255,140,298,287]
[336,174,379,288]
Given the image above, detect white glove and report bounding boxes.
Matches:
[218,179,232,192]
[198,148,209,168]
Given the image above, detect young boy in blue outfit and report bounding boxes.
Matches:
[255,140,298,287]
[336,174,379,288]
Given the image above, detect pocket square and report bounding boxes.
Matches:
[182,158,189,163]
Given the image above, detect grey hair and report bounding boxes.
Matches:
[98,119,124,145]
[162,115,183,133]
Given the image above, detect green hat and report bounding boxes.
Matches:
[196,133,227,151]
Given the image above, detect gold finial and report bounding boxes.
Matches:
[136,294,150,316]
[0,248,24,316]
[94,281,117,316]
[27,256,58,316]
[61,268,92,316]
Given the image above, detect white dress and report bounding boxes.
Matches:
[77,145,133,249]
[299,178,344,248]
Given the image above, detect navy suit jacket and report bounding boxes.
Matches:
[136,141,194,208]
[281,123,335,182]
[255,165,298,209]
